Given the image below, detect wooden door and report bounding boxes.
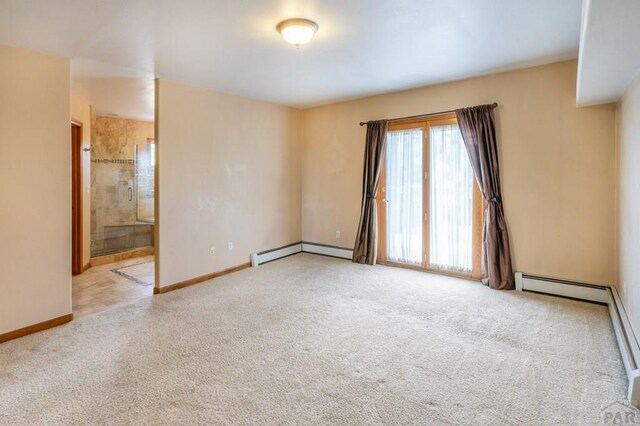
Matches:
[71,120,83,275]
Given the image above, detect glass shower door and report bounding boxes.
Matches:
[90,153,137,257]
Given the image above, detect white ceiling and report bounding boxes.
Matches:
[0,0,581,113]
[577,0,640,106]
[71,59,155,121]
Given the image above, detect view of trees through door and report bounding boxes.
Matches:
[378,115,483,278]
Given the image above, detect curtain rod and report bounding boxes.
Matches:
[358,102,498,126]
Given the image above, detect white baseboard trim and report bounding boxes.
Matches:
[301,242,353,260]
[514,272,609,303]
[251,243,302,266]
[515,272,639,407]
[251,242,354,267]
[608,286,640,406]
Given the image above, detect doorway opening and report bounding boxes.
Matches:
[70,75,156,316]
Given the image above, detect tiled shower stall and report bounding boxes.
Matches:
[90,116,155,258]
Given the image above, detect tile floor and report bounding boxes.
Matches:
[72,255,155,317]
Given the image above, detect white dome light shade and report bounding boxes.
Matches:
[276,18,318,47]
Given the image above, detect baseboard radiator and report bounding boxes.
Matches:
[250,241,353,267]
[516,272,640,407]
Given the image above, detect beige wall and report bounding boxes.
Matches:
[156,80,302,287]
[302,60,616,284]
[615,72,640,337]
[71,95,92,267]
[0,45,71,334]
[0,47,622,335]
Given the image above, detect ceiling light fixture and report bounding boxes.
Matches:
[276,18,318,48]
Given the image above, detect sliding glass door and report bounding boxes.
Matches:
[378,115,482,278]
[383,127,424,265]
[429,122,474,273]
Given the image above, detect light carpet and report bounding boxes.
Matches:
[0,253,630,424]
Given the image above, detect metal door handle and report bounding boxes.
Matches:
[128,187,133,201]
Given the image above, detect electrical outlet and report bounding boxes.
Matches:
[335,230,341,239]
[209,246,215,255]
[227,241,233,251]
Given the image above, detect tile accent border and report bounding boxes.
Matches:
[111,261,155,287]
[91,158,136,164]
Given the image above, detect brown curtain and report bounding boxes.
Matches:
[456,105,514,290]
[353,120,389,265]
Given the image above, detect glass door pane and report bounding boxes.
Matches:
[429,124,473,272]
[385,128,423,265]
[134,140,155,249]
[135,141,155,224]
[90,152,136,257]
